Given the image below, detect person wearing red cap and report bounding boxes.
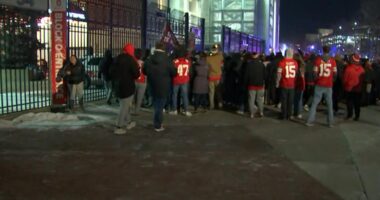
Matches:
[306,46,337,127]
[112,43,140,134]
[343,54,365,121]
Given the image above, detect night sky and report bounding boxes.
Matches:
[280,0,361,43]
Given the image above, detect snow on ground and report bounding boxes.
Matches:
[0,104,120,131]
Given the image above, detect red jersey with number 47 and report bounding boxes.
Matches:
[173,58,191,85]
[278,58,299,89]
[313,57,337,88]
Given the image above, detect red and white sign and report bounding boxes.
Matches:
[51,0,67,105]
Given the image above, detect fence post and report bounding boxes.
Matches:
[184,12,189,49]
[222,25,226,53]
[200,18,205,51]
[141,0,147,50]
[110,0,113,51]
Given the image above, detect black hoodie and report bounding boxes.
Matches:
[143,50,177,98]
[244,57,266,87]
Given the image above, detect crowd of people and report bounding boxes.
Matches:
[96,42,380,134]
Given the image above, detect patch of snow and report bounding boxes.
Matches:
[0,105,121,131]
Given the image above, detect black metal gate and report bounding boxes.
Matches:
[0,6,51,115]
[222,25,264,53]
[0,1,206,116]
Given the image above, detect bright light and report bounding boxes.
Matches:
[339,26,342,30]
[310,45,315,50]
[354,22,358,26]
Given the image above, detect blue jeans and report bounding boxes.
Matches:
[293,90,303,116]
[307,86,334,125]
[153,98,166,129]
[172,83,189,112]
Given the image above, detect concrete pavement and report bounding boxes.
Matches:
[0,103,379,199]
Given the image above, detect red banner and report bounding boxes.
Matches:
[51,0,67,106]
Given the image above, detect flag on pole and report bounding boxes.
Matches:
[160,21,180,51]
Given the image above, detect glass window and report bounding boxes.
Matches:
[212,0,223,10]
[213,33,221,43]
[226,23,241,31]
[243,22,254,34]
[244,0,255,9]
[213,23,222,29]
[224,0,242,10]
[213,12,222,21]
[223,12,241,21]
[243,12,254,21]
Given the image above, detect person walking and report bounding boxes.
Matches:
[276,49,298,120]
[98,49,114,105]
[112,43,140,135]
[65,55,86,111]
[306,46,337,127]
[207,44,224,109]
[143,42,177,132]
[343,54,365,121]
[244,52,266,118]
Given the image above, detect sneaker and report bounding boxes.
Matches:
[289,116,295,120]
[169,111,178,115]
[305,123,314,127]
[297,114,303,119]
[184,111,192,117]
[126,121,136,130]
[277,103,282,109]
[218,103,223,109]
[304,105,309,111]
[236,110,244,115]
[114,128,127,135]
[250,114,254,119]
[154,127,165,132]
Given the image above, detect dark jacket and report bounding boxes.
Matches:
[193,59,209,94]
[244,58,266,87]
[113,52,140,99]
[66,61,85,84]
[99,50,113,81]
[143,50,177,98]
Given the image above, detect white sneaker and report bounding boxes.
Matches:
[184,111,192,117]
[236,110,244,115]
[114,128,127,135]
[154,127,165,132]
[126,121,136,130]
[277,103,281,109]
[304,105,309,111]
[169,111,178,115]
[297,114,303,119]
[250,114,254,119]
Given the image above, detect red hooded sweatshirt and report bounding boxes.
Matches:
[123,43,145,83]
[343,64,365,92]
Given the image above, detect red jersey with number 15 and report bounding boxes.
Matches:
[313,57,337,88]
[278,58,299,89]
[173,58,191,85]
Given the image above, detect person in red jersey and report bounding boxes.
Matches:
[306,46,337,127]
[343,54,365,121]
[170,46,192,117]
[276,48,299,120]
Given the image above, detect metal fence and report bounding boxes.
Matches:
[0,6,51,115]
[0,1,206,115]
[222,25,264,53]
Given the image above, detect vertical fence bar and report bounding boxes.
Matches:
[184,12,189,49]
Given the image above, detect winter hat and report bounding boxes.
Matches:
[123,43,135,57]
[351,53,360,64]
